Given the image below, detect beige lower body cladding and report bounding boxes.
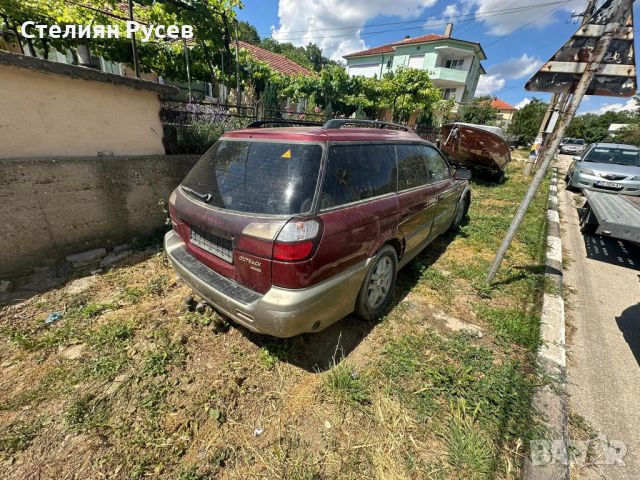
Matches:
[0,155,199,276]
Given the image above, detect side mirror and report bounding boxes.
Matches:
[573,156,581,161]
[454,168,472,180]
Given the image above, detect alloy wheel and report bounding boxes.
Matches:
[366,256,393,309]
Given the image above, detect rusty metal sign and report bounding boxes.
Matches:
[526,0,636,97]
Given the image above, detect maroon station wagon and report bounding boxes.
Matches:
[165,119,472,337]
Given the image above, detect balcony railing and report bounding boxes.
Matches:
[430,67,468,84]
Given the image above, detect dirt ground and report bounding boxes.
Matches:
[0,160,550,480]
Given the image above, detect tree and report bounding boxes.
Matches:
[566,109,635,144]
[236,20,260,45]
[508,98,548,144]
[1,0,242,85]
[258,37,337,73]
[380,67,441,123]
[605,97,640,145]
[458,96,498,125]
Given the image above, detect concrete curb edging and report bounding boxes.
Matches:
[523,167,570,480]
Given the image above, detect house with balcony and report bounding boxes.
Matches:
[343,25,486,106]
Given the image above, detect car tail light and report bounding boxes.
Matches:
[273,218,322,262]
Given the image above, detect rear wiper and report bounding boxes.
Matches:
[181,186,212,203]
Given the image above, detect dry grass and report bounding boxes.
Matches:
[0,162,550,479]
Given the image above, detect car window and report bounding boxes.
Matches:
[322,144,397,208]
[397,144,430,190]
[181,140,322,215]
[422,145,450,182]
[584,147,640,167]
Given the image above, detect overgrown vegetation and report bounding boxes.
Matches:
[0,161,549,479]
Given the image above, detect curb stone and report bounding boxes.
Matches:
[522,166,570,480]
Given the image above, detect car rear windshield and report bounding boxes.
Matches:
[567,139,585,145]
[584,147,640,167]
[181,140,322,215]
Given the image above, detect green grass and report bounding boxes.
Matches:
[475,305,540,350]
[0,418,43,456]
[322,361,370,407]
[380,329,537,474]
[64,394,111,432]
[441,400,495,479]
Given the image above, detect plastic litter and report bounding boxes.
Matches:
[45,312,63,325]
[253,427,264,437]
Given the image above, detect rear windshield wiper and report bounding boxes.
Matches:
[181,186,212,203]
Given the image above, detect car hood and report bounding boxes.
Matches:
[582,162,640,176]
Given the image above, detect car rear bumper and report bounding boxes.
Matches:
[164,230,370,337]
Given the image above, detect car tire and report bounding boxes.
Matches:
[449,193,470,232]
[491,170,505,184]
[354,245,398,321]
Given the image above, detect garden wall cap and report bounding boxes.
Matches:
[0,50,178,96]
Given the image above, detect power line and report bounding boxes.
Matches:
[268,1,572,42]
[266,1,568,36]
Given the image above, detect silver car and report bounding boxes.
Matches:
[565,143,640,196]
[559,138,586,155]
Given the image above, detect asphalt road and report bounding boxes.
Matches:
[558,154,640,479]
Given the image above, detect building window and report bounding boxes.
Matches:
[445,59,464,70]
[442,88,457,100]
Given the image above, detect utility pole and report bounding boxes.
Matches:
[485,0,630,285]
[127,0,140,78]
[233,19,241,110]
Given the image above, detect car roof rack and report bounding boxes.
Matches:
[246,119,324,128]
[322,119,411,132]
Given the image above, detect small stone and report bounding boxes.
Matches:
[113,244,131,254]
[324,420,332,430]
[100,250,132,267]
[172,332,187,345]
[183,296,195,311]
[195,302,206,314]
[60,344,85,360]
[159,307,168,315]
[66,248,107,267]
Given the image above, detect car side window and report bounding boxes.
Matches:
[422,145,450,182]
[322,144,397,208]
[396,144,430,190]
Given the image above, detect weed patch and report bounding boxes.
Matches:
[322,361,370,406]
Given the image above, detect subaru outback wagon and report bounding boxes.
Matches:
[165,119,472,337]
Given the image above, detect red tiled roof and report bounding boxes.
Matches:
[238,41,312,77]
[390,34,447,46]
[344,34,486,60]
[490,98,516,111]
[343,44,395,58]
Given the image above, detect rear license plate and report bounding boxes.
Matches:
[190,226,234,263]
[595,181,623,189]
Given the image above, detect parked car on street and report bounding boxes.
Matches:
[559,137,586,155]
[565,142,640,196]
[165,119,472,337]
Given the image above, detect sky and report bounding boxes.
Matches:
[235,0,639,115]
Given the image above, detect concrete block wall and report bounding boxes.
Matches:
[0,155,199,276]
